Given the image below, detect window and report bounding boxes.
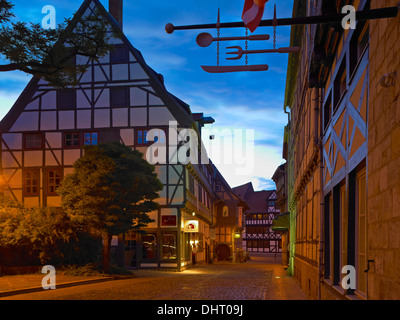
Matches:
[110,87,129,107]
[324,93,332,130]
[136,129,149,145]
[216,227,231,243]
[334,60,347,110]
[110,45,129,64]
[162,232,177,260]
[332,185,341,285]
[350,22,369,76]
[142,233,157,260]
[324,193,331,279]
[57,90,76,109]
[84,132,98,145]
[268,200,275,208]
[24,169,40,196]
[64,132,80,148]
[340,185,348,284]
[47,169,62,195]
[356,169,367,296]
[188,173,195,195]
[24,133,43,149]
[150,129,166,144]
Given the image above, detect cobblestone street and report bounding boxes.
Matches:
[0,254,307,300]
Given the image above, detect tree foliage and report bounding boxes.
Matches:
[0,196,76,265]
[0,0,119,87]
[57,142,163,272]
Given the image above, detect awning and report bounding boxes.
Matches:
[272,212,290,232]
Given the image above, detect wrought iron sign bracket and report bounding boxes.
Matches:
[165,4,400,73]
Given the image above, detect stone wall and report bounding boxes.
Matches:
[367,0,400,300]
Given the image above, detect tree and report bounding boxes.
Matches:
[57,142,163,273]
[0,0,119,87]
[0,195,77,265]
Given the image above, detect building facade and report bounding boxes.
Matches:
[281,0,400,299]
[233,183,282,254]
[0,0,242,271]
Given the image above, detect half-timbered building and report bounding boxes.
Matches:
[282,0,400,299]
[0,0,222,271]
[233,183,281,254]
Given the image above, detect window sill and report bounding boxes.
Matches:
[332,285,346,296]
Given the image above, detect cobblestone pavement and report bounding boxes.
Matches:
[0,254,307,300]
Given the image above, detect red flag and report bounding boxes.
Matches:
[242,0,269,33]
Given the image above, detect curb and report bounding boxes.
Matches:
[0,276,116,298]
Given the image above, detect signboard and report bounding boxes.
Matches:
[161,215,177,227]
[210,228,216,240]
[238,207,243,227]
[184,220,199,233]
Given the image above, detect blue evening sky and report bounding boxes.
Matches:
[0,0,294,191]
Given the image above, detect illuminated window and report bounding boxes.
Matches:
[84,132,98,145]
[136,129,148,145]
[142,233,157,260]
[162,232,177,260]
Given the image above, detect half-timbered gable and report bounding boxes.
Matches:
[0,0,192,211]
[233,183,281,254]
[0,0,219,270]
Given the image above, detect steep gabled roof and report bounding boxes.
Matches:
[0,0,194,132]
[233,182,275,214]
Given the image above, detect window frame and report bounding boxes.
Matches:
[83,131,99,146]
[47,168,63,196]
[24,133,44,150]
[63,132,81,149]
[23,169,40,197]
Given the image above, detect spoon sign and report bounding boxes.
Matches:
[196,32,270,48]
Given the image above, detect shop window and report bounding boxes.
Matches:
[142,233,157,260]
[124,231,137,267]
[162,232,177,260]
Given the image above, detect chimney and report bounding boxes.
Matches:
[109,0,123,29]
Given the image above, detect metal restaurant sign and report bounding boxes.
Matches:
[165,4,400,73]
